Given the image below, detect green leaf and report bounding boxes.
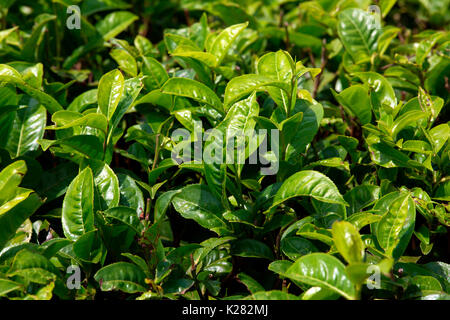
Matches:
[380,0,397,17]
[67,89,98,112]
[81,0,130,15]
[281,237,318,260]
[203,124,227,203]
[257,50,293,113]
[118,173,145,214]
[337,8,380,63]
[161,78,223,114]
[332,85,371,125]
[285,253,357,300]
[109,77,144,132]
[405,275,444,299]
[269,170,348,211]
[73,230,105,263]
[347,212,382,230]
[0,64,63,114]
[4,97,46,158]
[303,157,349,172]
[165,33,200,53]
[224,74,290,110]
[48,111,107,133]
[205,3,256,29]
[96,11,138,41]
[344,185,380,215]
[0,160,27,205]
[285,101,324,160]
[355,72,397,113]
[296,223,334,246]
[171,184,229,235]
[223,92,259,176]
[40,135,104,160]
[269,260,293,276]
[21,14,56,62]
[98,69,125,121]
[86,160,120,211]
[375,193,416,258]
[209,22,248,66]
[104,206,141,233]
[434,180,450,201]
[111,49,138,77]
[0,279,22,296]
[62,167,95,241]
[172,46,218,68]
[154,190,180,222]
[416,33,443,67]
[345,262,372,286]
[122,253,150,277]
[280,112,303,148]
[8,249,58,285]
[163,278,195,295]
[237,273,265,294]
[331,221,365,264]
[246,290,300,300]
[94,262,147,293]
[231,239,274,260]
[366,136,411,168]
[0,193,42,251]
[391,111,428,140]
[428,123,449,153]
[141,56,169,91]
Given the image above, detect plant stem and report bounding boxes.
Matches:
[312,38,327,99]
[152,133,161,171]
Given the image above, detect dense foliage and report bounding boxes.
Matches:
[0,0,449,300]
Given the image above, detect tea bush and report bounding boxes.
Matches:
[0,0,448,300]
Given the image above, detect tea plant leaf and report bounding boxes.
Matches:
[0,193,43,251]
[209,22,248,66]
[0,279,22,296]
[231,239,274,260]
[141,57,169,91]
[98,69,125,121]
[161,78,223,114]
[224,74,290,110]
[8,249,58,285]
[332,85,372,125]
[257,50,293,112]
[171,46,218,68]
[48,111,108,133]
[270,170,348,210]
[96,11,138,41]
[337,8,380,63]
[62,167,95,241]
[73,230,105,263]
[4,100,47,158]
[111,49,138,77]
[331,221,365,264]
[285,253,357,300]
[0,160,27,205]
[0,64,63,114]
[375,193,416,259]
[86,160,120,211]
[355,72,397,112]
[104,206,141,233]
[94,262,147,293]
[171,184,229,235]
